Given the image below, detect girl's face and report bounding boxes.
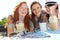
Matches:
[45,6,50,14]
[32,3,42,17]
[8,16,13,23]
[18,3,28,18]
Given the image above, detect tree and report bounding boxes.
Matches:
[0,21,3,25]
[2,17,7,24]
[0,17,7,25]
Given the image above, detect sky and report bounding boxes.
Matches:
[0,0,60,20]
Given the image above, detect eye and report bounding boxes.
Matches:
[37,7,39,9]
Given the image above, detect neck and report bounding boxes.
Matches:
[19,16,24,23]
[37,14,40,18]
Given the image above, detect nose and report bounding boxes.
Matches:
[35,9,38,14]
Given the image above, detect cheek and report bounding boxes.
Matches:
[19,9,22,14]
[46,8,49,12]
[32,9,36,14]
[33,10,36,15]
[25,9,28,14]
[23,9,27,16]
[38,8,41,13]
[47,8,50,12]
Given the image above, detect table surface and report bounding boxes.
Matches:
[1,32,60,40]
[1,29,60,40]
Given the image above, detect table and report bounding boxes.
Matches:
[1,32,60,40]
[1,23,60,40]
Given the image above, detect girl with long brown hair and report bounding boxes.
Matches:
[14,2,31,33]
[5,15,15,36]
[30,1,47,31]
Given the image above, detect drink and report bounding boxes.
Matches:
[39,22,47,31]
[49,15,58,31]
[50,23,58,31]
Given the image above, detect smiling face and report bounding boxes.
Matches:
[45,6,50,14]
[31,3,42,17]
[18,3,28,18]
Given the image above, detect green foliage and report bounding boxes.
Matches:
[0,21,3,25]
[0,17,7,25]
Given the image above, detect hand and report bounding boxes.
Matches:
[50,4,57,10]
[50,4,57,14]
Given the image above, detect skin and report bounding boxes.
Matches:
[7,16,13,36]
[45,6,50,14]
[18,3,28,22]
[45,4,58,15]
[8,16,13,23]
[32,3,42,18]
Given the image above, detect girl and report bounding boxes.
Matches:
[30,1,47,31]
[24,1,48,32]
[14,2,30,33]
[5,15,15,36]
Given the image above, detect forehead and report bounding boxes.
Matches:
[32,4,40,9]
[21,3,26,6]
[20,3,27,7]
[19,3,27,9]
[45,5,50,8]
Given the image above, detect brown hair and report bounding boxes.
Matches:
[24,14,31,31]
[14,2,31,31]
[30,1,42,30]
[8,15,14,24]
[14,2,27,24]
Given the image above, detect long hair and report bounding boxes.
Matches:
[14,2,27,24]
[14,2,31,31]
[31,1,42,30]
[24,14,31,31]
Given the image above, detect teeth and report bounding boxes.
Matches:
[22,12,25,14]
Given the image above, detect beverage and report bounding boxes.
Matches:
[49,15,58,31]
[39,22,47,31]
[50,23,58,31]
